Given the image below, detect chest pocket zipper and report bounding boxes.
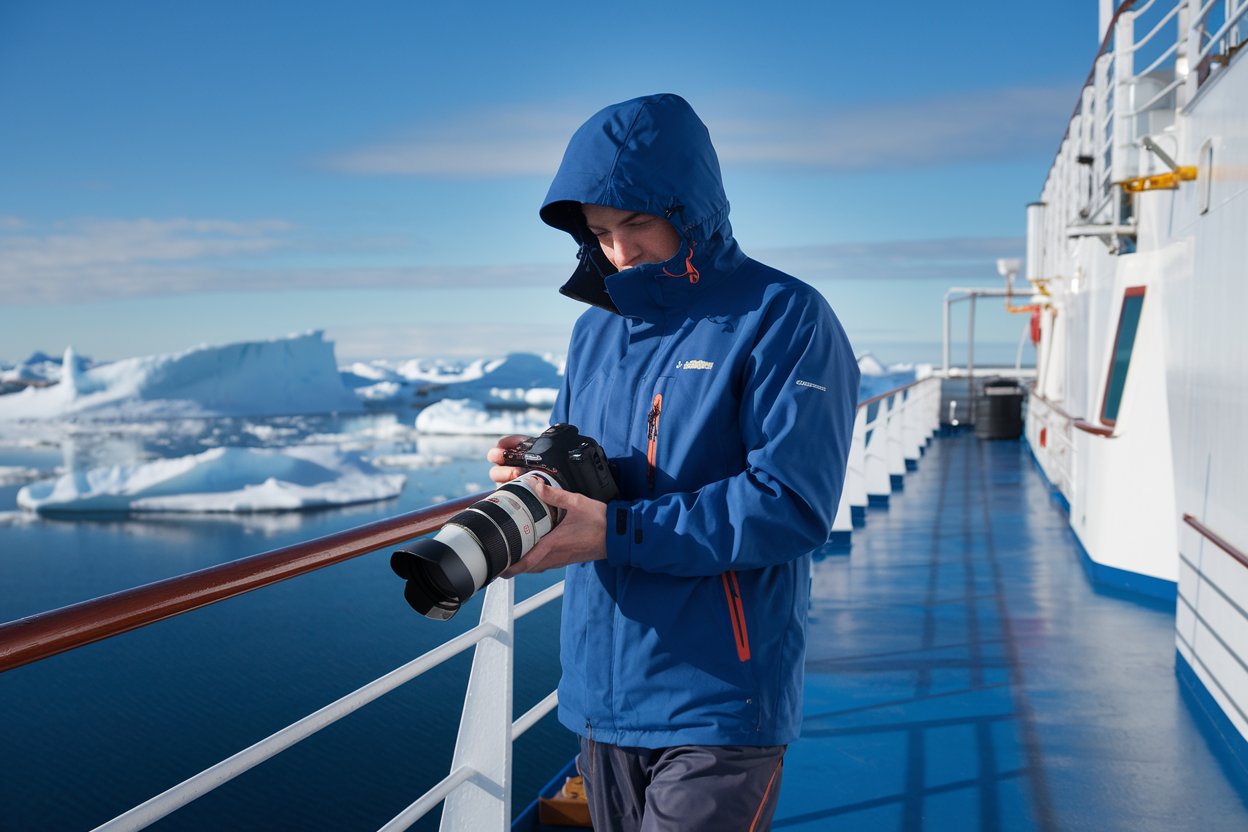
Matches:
[646,393,663,491]
[721,571,752,662]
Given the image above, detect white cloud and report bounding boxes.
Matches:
[0,216,565,304]
[325,85,1073,178]
[0,218,297,303]
[0,213,1021,306]
[329,321,573,361]
[0,216,25,230]
[706,86,1072,170]
[326,106,584,177]
[758,237,1025,283]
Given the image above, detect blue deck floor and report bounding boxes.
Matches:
[776,431,1248,831]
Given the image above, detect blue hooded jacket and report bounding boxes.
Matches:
[543,94,859,746]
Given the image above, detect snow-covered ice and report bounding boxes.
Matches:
[856,353,889,376]
[367,452,452,469]
[0,332,362,421]
[0,466,46,485]
[0,350,94,392]
[17,446,405,514]
[0,338,565,513]
[415,399,550,436]
[343,352,561,409]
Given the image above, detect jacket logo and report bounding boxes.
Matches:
[796,379,827,392]
[677,359,714,371]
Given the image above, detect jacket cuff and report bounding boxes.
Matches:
[605,500,635,568]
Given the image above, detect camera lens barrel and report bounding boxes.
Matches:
[447,508,512,578]
[391,471,562,620]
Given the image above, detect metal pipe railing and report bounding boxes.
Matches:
[0,491,486,672]
[1193,0,1248,64]
[91,615,506,832]
[833,376,942,530]
[1129,0,1183,53]
[1183,514,1248,571]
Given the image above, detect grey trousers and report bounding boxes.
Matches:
[577,737,786,832]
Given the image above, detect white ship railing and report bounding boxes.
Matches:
[1025,393,1078,500]
[1034,0,1244,274]
[1192,0,1248,76]
[91,579,563,832]
[2,377,946,831]
[832,376,942,534]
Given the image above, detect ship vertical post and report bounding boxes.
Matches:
[440,579,515,831]
[1111,10,1137,189]
[865,396,892,506]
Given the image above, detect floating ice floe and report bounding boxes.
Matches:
[415,399,550,436]
[343,352,561,408]
[0,349,95,393]
[368,453,452,469]
[0,332,362,422]
[16,446,405,514]
[0,466,47,486]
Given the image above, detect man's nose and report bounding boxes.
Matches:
[613,232,640,268]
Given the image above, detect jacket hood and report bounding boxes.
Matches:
[541,94,737,315]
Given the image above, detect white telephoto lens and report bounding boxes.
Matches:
[510,471,564,523]
[482,489,541,558]
[435,523,491,591]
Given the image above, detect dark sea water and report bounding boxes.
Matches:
[0,414,574,831]
[0,372,918,830]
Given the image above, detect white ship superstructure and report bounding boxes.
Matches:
[1025,0,1248,752]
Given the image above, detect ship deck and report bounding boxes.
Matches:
[777,430,1248,830]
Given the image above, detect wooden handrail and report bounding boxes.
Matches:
[1072,419,1115,438]
[1184,514,1248,571]
[1028,390,1115,437]
[0,492,488,673]
[1027,388,1080,424]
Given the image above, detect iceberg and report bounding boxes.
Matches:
[0,332,362,421]
[856,353,923,401]
[0,349,94,393]
[857,353,889,376]
[16,445,404,514]
[415,399,550,436]
[0,466,46,486]
[344,352,561,409]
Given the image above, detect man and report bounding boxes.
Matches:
[488,93,858,832]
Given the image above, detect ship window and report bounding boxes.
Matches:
[1199,139,1213,215]
[1100,287,1146,426]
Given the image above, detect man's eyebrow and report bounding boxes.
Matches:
[588,212,644,230]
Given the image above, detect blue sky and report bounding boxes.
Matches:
[0,1,1101,365]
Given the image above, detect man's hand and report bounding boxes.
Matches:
[501,478,606,577]
[487,434,531,484]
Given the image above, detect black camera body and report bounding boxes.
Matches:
[501,423,619,505]
[392,424,618,620]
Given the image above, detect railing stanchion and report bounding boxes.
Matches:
[886,392,907,489]
[439,579,515,831]
[864,396,891,506]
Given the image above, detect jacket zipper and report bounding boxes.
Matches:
[721,570,752,662]
[646,392,663,491]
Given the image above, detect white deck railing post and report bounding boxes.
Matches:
[847,407,869,518]
[864,397,891,505]
[885,393,907,487]
[832,406,867,535]
[439,579,515,832]
[901,388,923,467]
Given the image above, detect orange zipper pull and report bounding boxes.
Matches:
[646,393,663,490]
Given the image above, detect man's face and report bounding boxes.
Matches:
[582,204,682,272]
